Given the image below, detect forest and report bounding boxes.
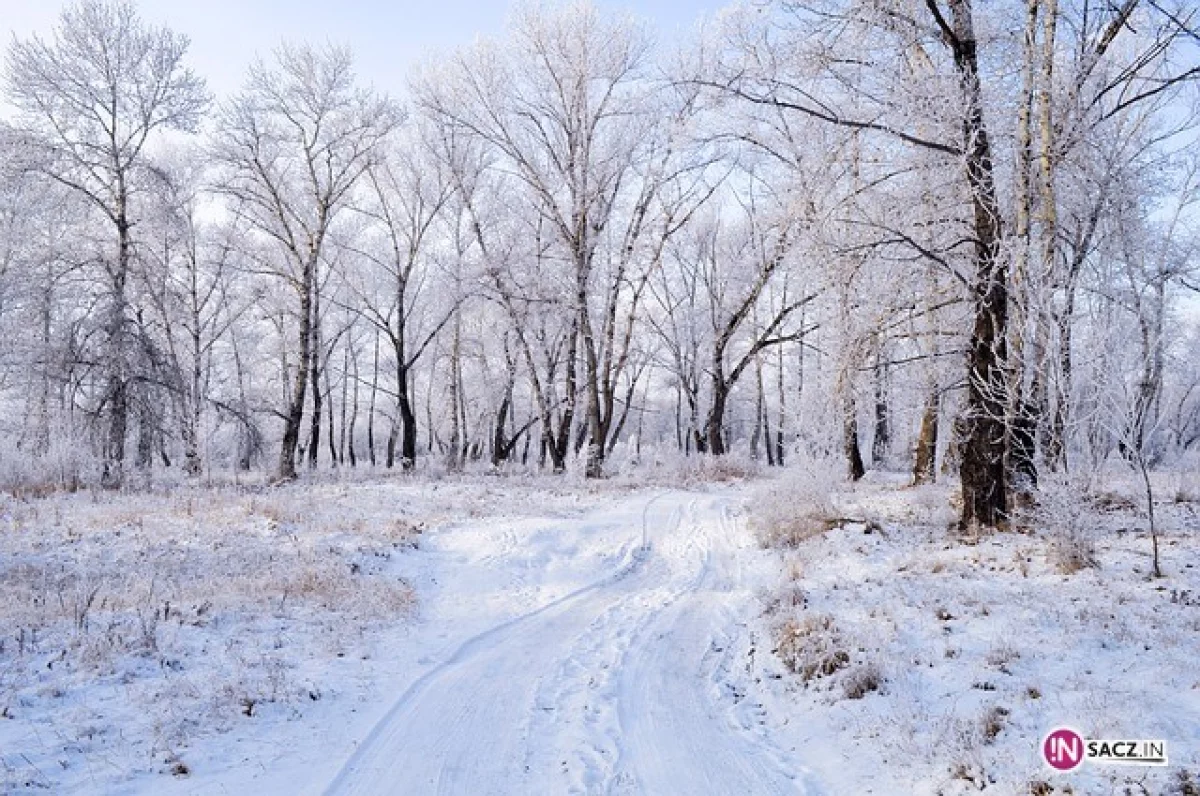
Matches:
[0,0,1196,532]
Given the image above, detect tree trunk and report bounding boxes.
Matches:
[704,355,728,456]
[339,340,350,466]
[913,390,940,485]
[491,388,512,467]
[872,345,890,466]
[348,337,359,468]
[447,315,463,471]
[326,352,339,466]
[101,193,132,489]
[843,392,865,481]
[367,330,379,466]
[307,310,322,470]
[947,0,1010,529]
[136,396,154,472]
[396,360,417,470]
[775,345,787,466]
[277,257,314,482]
[750,355,765,461]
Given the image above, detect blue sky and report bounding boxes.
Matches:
[0,1,732,98]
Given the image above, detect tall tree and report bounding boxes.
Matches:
[212,43,401,481]
[6,0,208,487]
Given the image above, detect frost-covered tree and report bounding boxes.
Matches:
[6,0,208,487]
[212,43,401,481]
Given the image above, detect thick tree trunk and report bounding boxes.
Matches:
[396,363,418,470]
[101,195,132,489]
[704,356,729,456]
[491,388,512,467]
[575,273,606,478]
[1007,0,1039,494]
[946,0,1010,529]
[277,259,314,482]
[552,325,578,472]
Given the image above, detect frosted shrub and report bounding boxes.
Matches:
[842,661,883,700]
[0,434,97,495]
[750,457,841,548]
[1028,476,1099,574]
[774,614,850,682]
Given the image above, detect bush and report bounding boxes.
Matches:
[774,614,851,682]
[750,458,842,548]
[842,662,883,699]
[1023,476,1099,574]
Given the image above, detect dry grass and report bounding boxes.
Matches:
[0,481,425,789]
[842,662,882,700]
[773,614,851,683]
[750,460,843,548]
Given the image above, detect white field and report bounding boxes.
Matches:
[0,469,1197,795]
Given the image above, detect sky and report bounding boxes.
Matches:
[0,0,733,100]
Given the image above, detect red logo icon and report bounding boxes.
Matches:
[1043,727,1085,771]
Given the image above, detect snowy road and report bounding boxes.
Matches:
[324,491,812,796]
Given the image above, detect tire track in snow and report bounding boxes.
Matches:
[324,492,811,796]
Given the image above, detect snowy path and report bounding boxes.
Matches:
[324,491,811,796]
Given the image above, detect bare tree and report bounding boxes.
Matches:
[6,0,208,487]
[212,43,401,481]
[346,123,455,470]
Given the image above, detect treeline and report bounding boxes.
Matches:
[0,0,1197,529]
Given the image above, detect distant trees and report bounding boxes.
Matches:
[649,168,816,457]
[417,4,711,476]
[350,122,454,470]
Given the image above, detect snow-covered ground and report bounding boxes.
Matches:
[1,471,1197,794]
[740,473,1200,795]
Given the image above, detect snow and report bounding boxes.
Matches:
[2,473,1197,795]
[735,475,1200,795]
[327,490,812,795]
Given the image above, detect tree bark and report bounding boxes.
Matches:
[843,392,866,481]
[276,255,314,481]
[307,299,323,470]
[101,190,132,489]
[368,330,379,466]
[940,0,1011,528]
[913,390,940,485]
[872,344,891,466]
